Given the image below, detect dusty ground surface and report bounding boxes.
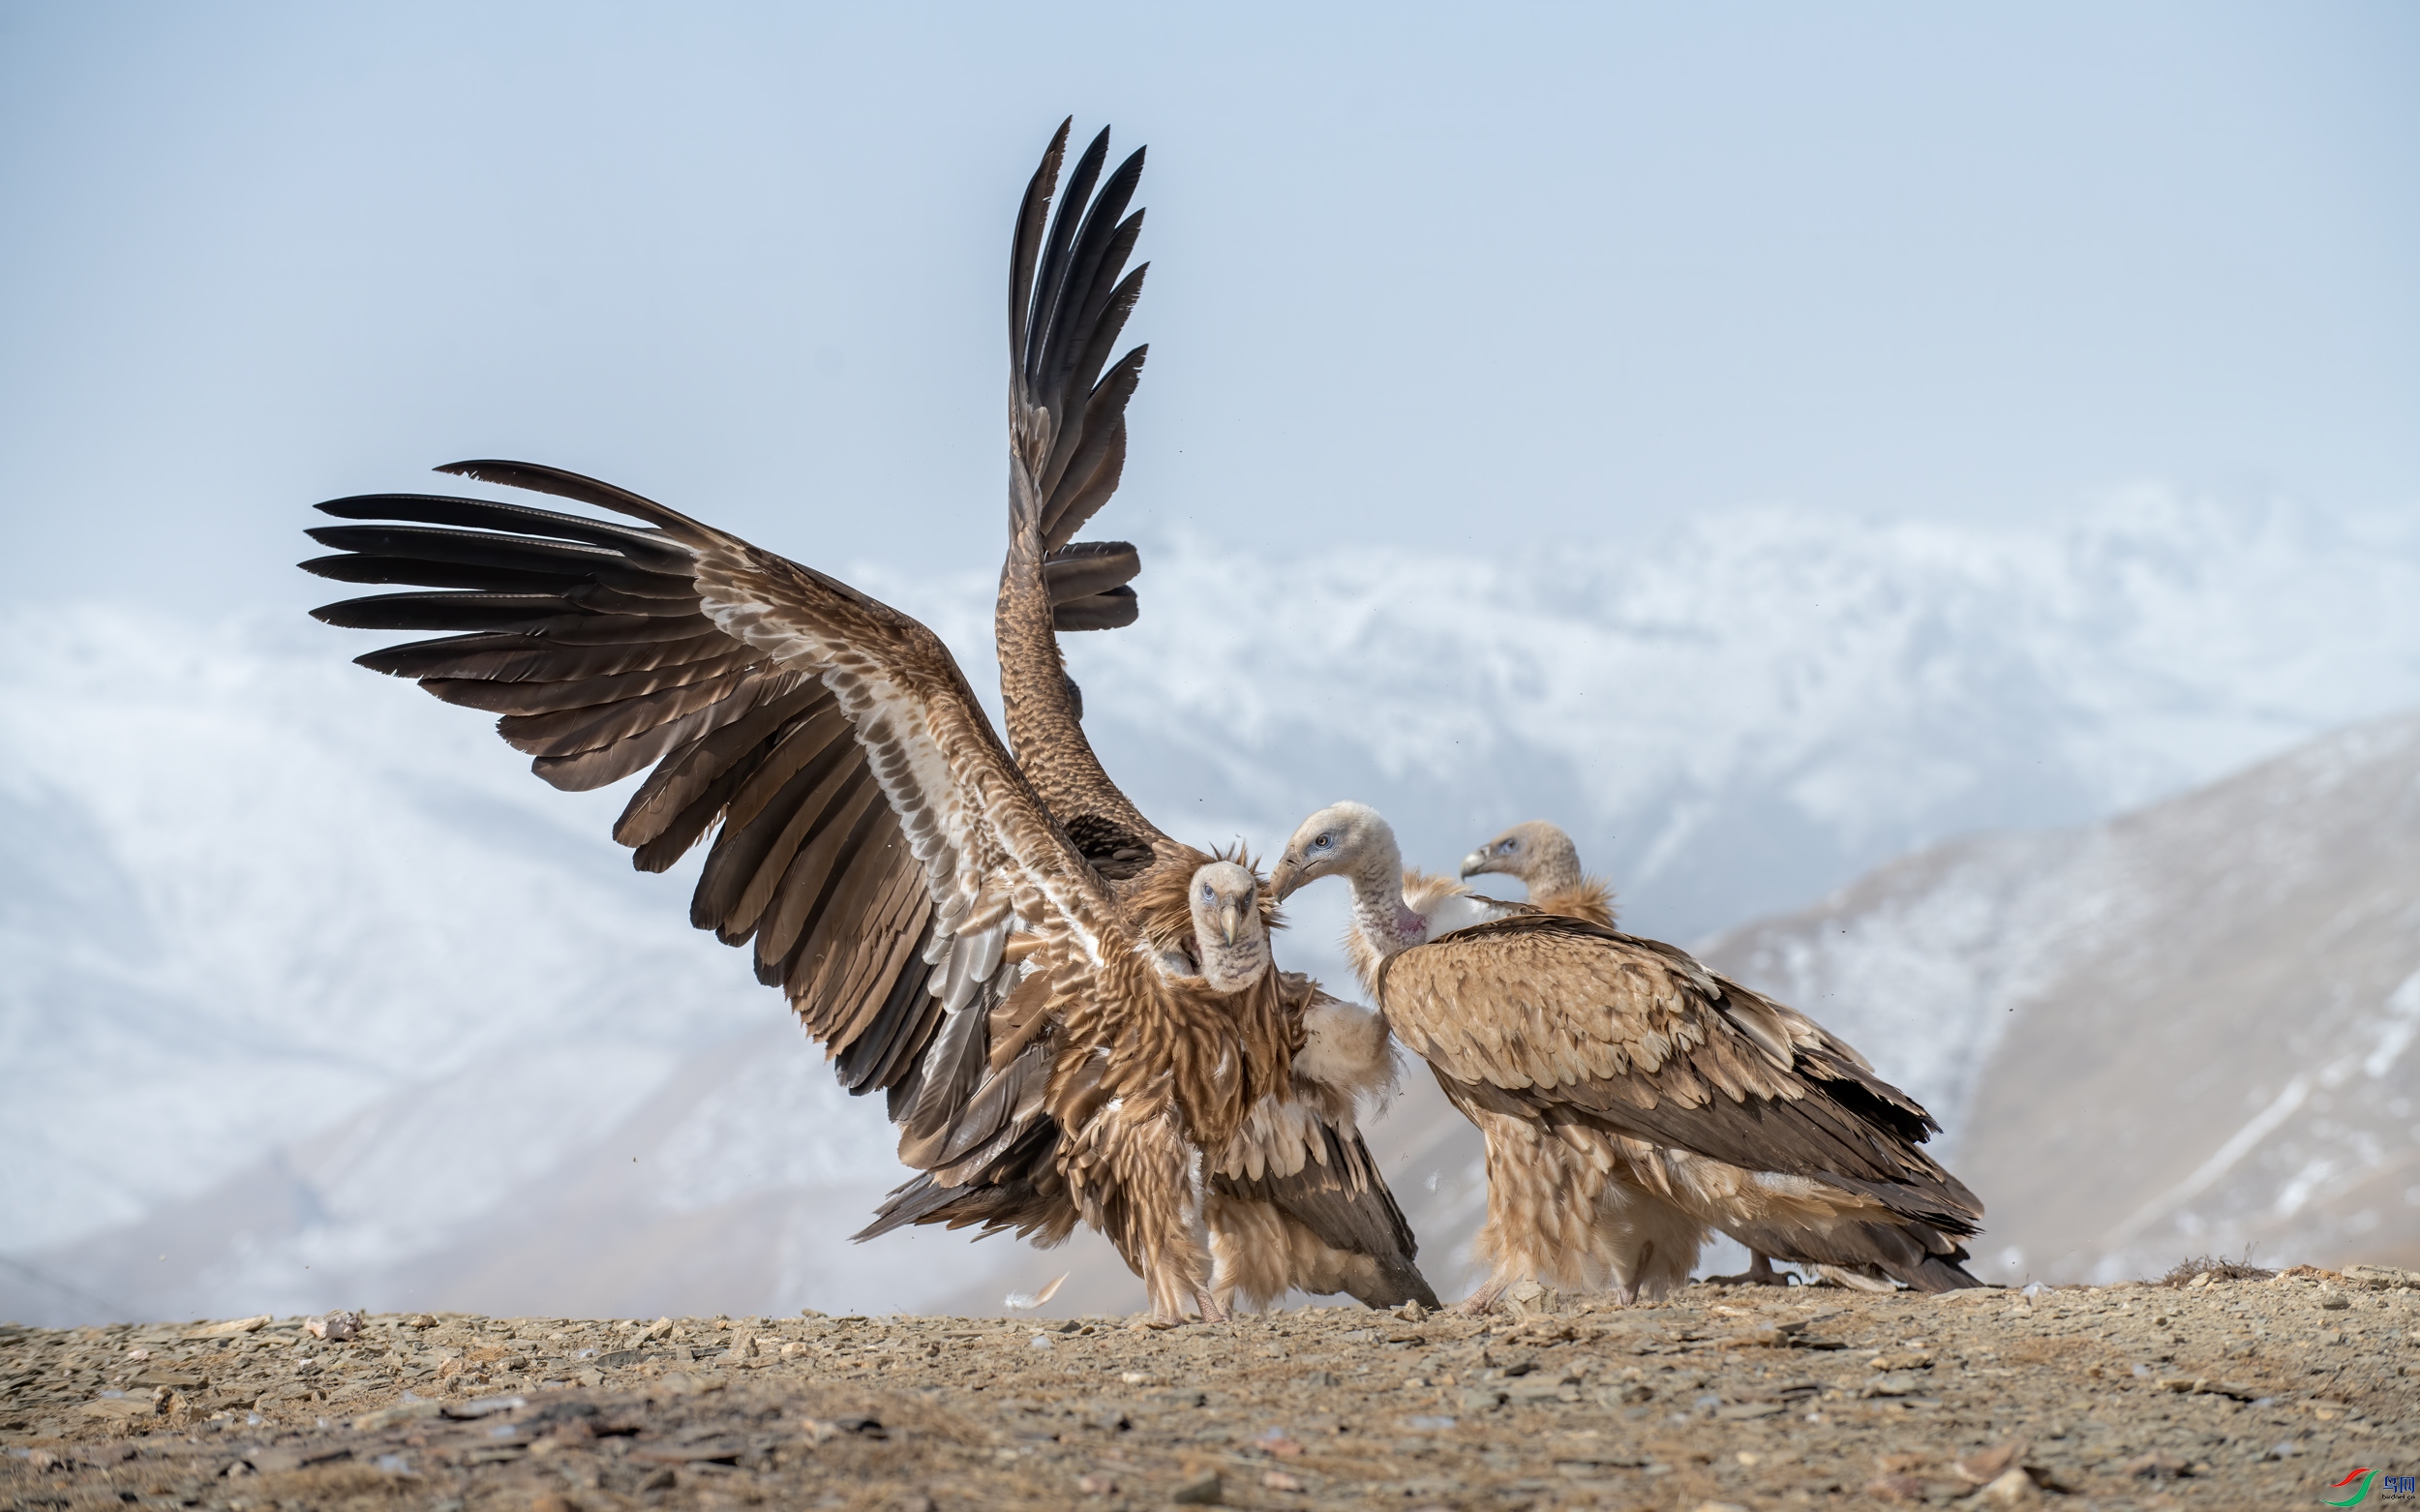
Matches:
[4,1265,2414,1512]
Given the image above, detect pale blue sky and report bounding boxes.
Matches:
[2,2,2414,616]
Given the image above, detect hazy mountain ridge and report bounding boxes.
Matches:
[1702,709,2420,1283]
[1047,489,2420,940]
[6,490,2420,1323]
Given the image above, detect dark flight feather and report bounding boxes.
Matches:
[1042,542,1140,603]
[1051,588,1138,632]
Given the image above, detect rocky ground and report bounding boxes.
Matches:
[3,1263,2414,1512]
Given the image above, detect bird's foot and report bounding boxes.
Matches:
[1705,1254,1792,1287]
[1194,1287,1231,1325]
[1451,1279,1511,1317]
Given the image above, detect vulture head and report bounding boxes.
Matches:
[1269,801,1399,902]
[1189,860,1271,993]
[1460,820,1583,894]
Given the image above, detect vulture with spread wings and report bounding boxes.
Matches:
[943,126,1436,1313]
[300,122,1306,1324]
[1274,803,1985,1312]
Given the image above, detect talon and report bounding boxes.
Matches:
[1706,1254,1792,1287]
[1452,1278,1511,1316]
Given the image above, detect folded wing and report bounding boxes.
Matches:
[1377,914,1981,1238]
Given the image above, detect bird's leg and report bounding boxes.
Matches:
[1193,1285,1230,1325]
[1707,1252,1791,1287]
[1452,1277,1511,1317]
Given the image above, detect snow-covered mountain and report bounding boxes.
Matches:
[1029,488,2420,948]
[1704,709,2420,1284]
[5,488,2419,1323]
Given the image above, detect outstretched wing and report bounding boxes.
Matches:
[303,460,1123,1183]
[992,119,1176,883]
[1377,915,1981,1236]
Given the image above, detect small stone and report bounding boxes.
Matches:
[2122,1451,2188,1480]
[1864,1474,1928,1502]
[1262,1469,1305,1492]
[1863,1373,1921,1398]
[1169,1469,1224,1504]
[1393,1300,1428,1322]
[1077,1472,1119,1494]
[352,1399,444,1432]
[1955,1440,2028,1484]
[529,1496,579,1512]
[1503,1280,1558,1317]
[2342,1263,2420,1290]
[304,1311,362,1342]
[1695,1503,1749,1512]
[638,1467,676,1491]
[1981,1467,2038,1503]
[192,1315,272,1338]
[644,1316,676,1340]
[2319,1294,2351,1311]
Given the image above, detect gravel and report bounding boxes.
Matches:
[3,1268,2414,1509]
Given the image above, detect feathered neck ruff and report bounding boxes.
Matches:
[1531,875,1618,928]
[1052,845,1297,1150]
[1128,843,1285,957]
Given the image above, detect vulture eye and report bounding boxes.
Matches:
[1498,839,1516,854]
[1200,886,1215,904]
[1313,832,1334,850]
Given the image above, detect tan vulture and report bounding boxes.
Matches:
[971,134,1436,1313]
[1271,802,1985,1311]
[1459,819,1617,925]
[1460,820,1910,1292]
[299,122,1311,1324]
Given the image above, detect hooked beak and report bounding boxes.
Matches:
[1269,857,1303,901]
[1218,903,1241,947]
[1458,850,1489,879]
